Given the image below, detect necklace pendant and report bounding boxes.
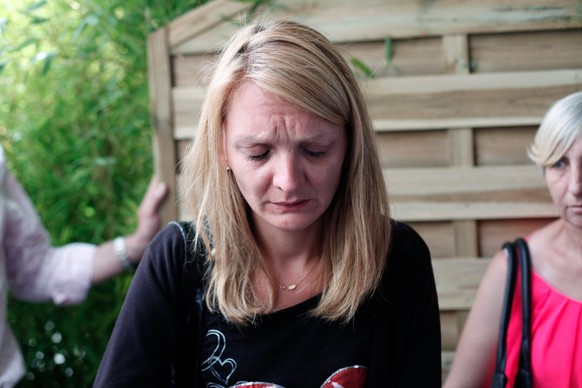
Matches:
[281,283,297,291]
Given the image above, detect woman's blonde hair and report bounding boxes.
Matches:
[182,19,390,325]
[529,91,582,167]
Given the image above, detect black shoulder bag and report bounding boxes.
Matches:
[491,238,533,388]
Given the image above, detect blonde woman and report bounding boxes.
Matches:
[95,20,441,387]
[445,91,582,387]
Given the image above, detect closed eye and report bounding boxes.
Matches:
[247,151,269,162]
[305,150,326,159]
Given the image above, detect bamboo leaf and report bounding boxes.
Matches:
[39,51,56,75]
[385,36,392,64]
[29,16,49,25]
[350,57,374,78]
[8,37,38,52]
[26,0,47,12]
[0,18,6,37]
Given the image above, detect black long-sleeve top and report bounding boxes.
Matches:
[94,220,441,387]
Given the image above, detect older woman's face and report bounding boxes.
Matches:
[545,135,582,228]
[223,82,347,237]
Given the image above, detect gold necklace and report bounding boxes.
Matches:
[278,259,321,292]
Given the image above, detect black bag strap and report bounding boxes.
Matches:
[491,238,533,388]
[514,238,533,388]
[170,221,207,388]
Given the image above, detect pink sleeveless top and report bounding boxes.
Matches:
[505,267,582,387]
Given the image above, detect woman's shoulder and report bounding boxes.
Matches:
[149,221,191,251]
[382,220,433,286]
[145,221,206,271]
[388,219,430,258]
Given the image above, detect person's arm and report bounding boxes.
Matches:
[4,168,167,304]
[443,250,508,388]
[93,223,188,387]
[91,176,168,284]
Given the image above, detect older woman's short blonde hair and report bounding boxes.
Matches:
[529,91,582,167]
[182,19,390,325]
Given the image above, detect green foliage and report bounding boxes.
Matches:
[384,35,392,63]
[350,35,393,79]
[0,0,207,386]
[350,57,375,79]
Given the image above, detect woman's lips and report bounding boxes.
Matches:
[271,200,309,210]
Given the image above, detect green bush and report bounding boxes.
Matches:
[0,0,207,386]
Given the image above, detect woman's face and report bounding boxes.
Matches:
[223,82,347,236]
[545,135,582,228]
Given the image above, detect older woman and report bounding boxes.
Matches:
[445,91,582,387]
[94,19,441,387]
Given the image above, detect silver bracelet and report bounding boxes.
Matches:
[113,236,134,272]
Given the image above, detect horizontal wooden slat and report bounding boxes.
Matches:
[392,202,556,222]
[386,165,556,221]
[292,0,582,42]
[169,0,582,54]
[478,218,554,257]
[475,126,536,166]
[342,38,445,78]
[173,86,205,139]
[376,130,450,168]
[366,69,582,131]
[172,69,582,138]
[387,165,545,195]
[471,29,582,73]
[433,258,491,310]
[174,166,555,222]
[167,0,247,49]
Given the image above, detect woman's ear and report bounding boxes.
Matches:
[219,152,229,170]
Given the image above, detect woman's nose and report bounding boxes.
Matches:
[273,153,304,191]
[568,165,582,196]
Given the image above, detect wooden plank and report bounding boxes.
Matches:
[475,126,537,166]
[455,220,478,257]
[367,69,581,95]
[471,29,582,73]
[449,128,474,166]
[173,86,206,140]
[174,166,555,222]
[441,311,468,349]
[173,53,216,87]
[442,33,480,258]
[478,218,555,257]
[172,69,582,137]
[169,0,582,54]
[167,0,247,49]
[442,34,470,74]
[386,165,556,221]
[366,69,582,131]
[387,165,546,195]
[147,28,178,223]
[410,221,455,258]
[376,130,449,168]
[342,38,444,78]
[292,0,582,42]
[433,258,491,310]
[392,201,556,222]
